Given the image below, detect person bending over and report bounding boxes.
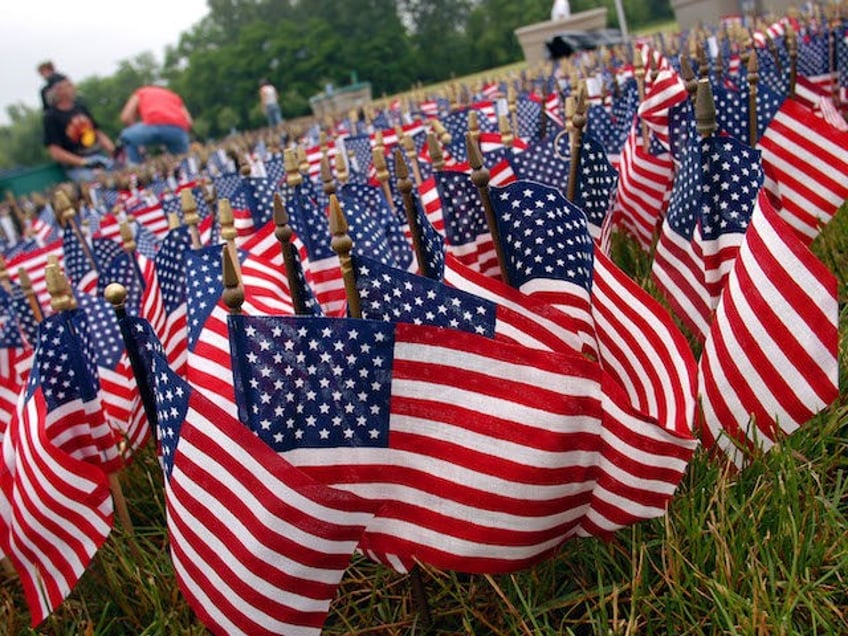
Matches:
[119,85,192,164]
[43,75,115,183]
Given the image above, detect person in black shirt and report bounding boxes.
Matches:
[43,75,115,183]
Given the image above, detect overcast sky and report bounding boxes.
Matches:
[0,0,209,125]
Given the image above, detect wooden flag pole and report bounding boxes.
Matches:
[466,132,511,286]
[217,198,242,281]
[680,54,698,102]
[0,256,10,293]
[321,155,337,197]
[118,220,148,293]
[567,86,587,203]
[786,26,798,99]
[18,268,44,323]
[507,83,519,140]
[327,195,361,319]
[284,148,303,188]
[273,194,310,316]
[180,188,202,249]
[747,50,759,148]
[221,246,245,315]
[634,45,650,149]
[538,82,549,140]
[393,148,427,277]
[334,148,349,186]
[426,132,446,172]
[695,77,718,139]
[402,134,424,186]
[372,148,396,214]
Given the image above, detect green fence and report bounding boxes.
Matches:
[0,163,66,197]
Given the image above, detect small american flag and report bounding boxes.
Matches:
[758,98,848,243]
[0,311,117,626]
[699,191,839,469]
[127,316,376,636]
[228,313,697,574]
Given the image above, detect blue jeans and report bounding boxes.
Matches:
[265,103,282,127]
[64,154,113,183]
[119,123,190,163]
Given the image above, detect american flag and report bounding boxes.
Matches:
[652,135,762,340]
[797,30,834,93]
[489,180,596,354]
[698,191,839,470]
[712,83,748,140]
[124,199,170,240]
[212,173,243,205]
[4,281,40,347]
[341,134,374,184]
[637,66,689,150]
[439,107,497,162]
[354,253,584,354]
[510,132,570,189]
[284,186,345,314]
[608,128,675,250]
[758,98,848,243]
[515,94,543,141]
[0,311,116,626]
[0,290,29,434]
[592,249,698,437]
[755,46,789,96]
[794,75,848,130]
[339,182,413,271]
[7,239,64,311]
[433,168,499,278]
[122,319,374,636]
[62,225,99,294]
[574,134,618,237]
[74,292,149,454]
[228,313,696,574]
[185,244,297,405]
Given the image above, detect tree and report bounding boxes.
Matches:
[0,104,48,169]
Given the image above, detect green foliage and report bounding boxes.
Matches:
[0,103,48,169]
[76,52,161,141]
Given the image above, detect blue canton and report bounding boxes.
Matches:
[490,181,594,292]
[354,255,495,336]
[228,315,394,452]
[155,226,192,314]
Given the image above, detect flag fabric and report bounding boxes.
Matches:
[758,98,848,243]
[284,186,346,315]
[0,311,116,626]
[354,254,584,355]
[120,316,375,636]
[489,180,597,354]
[608,128,675,250]
[7,239,64,311]
[592,250,698,437]
[698,191,839,469]
[62,225,99,294]
[574,134,618,237]
[228,314,697,574]
[0,292,29,435]
[652,135,763,339]
[510,132,570,188]
[433,168,500,278]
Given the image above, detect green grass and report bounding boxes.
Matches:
[3,204,846,634]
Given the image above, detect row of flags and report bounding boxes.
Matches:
[0,11,846,634]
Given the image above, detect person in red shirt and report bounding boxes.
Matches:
[118,85,193,164]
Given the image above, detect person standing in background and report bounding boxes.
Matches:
[37,60,60,110]
[259,78,282,127]
[118,85,192,164]
[551,0,571,20]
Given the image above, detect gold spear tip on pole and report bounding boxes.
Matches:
[104,283,128,308]
[328,194,348,236]
[465,131,483,171]
[393,148,409,180]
